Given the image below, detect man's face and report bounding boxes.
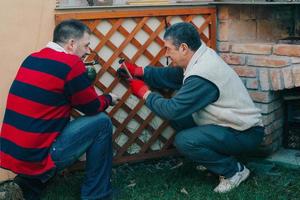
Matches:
[70,32,91,59]
[164,39,186,68]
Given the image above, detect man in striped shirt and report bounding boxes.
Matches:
[0,19,118,200]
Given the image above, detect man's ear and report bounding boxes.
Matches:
[180,43,189,55]
[65,39,75,53]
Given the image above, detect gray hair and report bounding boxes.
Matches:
[163,22,201,51]
[53,19,91,44]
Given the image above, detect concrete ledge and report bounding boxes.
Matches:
[265,148,300,169]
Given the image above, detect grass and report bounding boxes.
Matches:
[42,158,300,200]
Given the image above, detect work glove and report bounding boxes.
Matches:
[117,61,143,80]
[129,79,150,99]
[109,92,120,106]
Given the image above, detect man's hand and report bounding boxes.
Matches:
[109,92,120,106]
[117,61,143,80]
[129,79,150,99]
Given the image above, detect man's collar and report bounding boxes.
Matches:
[184,42,207,76]
[46,42,67,53]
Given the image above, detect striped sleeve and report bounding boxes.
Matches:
[65,60,111,115]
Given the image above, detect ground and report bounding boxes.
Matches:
[42,157,300,200]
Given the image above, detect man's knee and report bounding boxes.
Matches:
[94,113,113,141]
[174,132,194,153]
[174,132,214,162]
[94,113,112,131]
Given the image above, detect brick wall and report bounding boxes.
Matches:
[216,5,300,155]
[217,5,300,42]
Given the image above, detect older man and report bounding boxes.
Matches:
[118,22,264,193]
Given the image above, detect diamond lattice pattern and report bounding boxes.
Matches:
[56,7,216,164]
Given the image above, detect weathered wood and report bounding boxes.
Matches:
[56,7,216,21]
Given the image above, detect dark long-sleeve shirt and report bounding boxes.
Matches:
[144,66,220,120]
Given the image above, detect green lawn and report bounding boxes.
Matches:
[42,158,300,200]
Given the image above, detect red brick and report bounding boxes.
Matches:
[246,78,258,89]
[262,114,272,126]
[229,20,256,41]
[259,139,281,154]
[217,21,229,41]
[273,44,300,57]
[218,6,229,20]
[258,69,270,91]
[257,20,289,42]
[261,128,283,147]
[263,119,283,136]
[231,43,272,55]
[247,56,290,68]
[231,66,256,77]
[264,123,274,136]
[220,53,246,65]
[273,118,284,130]
[217,42,230,52]
[240,6,255,20]
[228,6,240,20]
[292,64,300,87]
[248,91,278,103]
[291,57,300,64]
[262,134,273,145]
[248,91,262,103]
[270,69,283,90]
[282,67,294,89]
[262,108,283,125]
[265,122,274,136]
[262,100,282,114]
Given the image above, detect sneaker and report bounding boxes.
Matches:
[213,165,250,193]
[0,180,24,200]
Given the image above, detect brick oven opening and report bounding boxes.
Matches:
[278,4,300,150]
[283,88,300,150]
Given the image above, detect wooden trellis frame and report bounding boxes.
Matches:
[56,7,216,164]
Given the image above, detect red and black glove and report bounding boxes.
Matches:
[129,79,150,99]
[117,61,143,80]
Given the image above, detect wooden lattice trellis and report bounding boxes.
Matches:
[56,7,216,164]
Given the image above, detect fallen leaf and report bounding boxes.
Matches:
[170,161,183,170]
[196,165,207,171]
[127,183,136,188]
[155,163,163,170]
[127,179,136,188]
[180,187,188,195]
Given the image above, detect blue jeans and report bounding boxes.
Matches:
[172,116,264,178]
[50,112,113,200]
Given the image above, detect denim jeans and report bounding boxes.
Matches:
[49,112,113,200]
[172,116,264,178]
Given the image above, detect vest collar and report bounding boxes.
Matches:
[184,42,207,76]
